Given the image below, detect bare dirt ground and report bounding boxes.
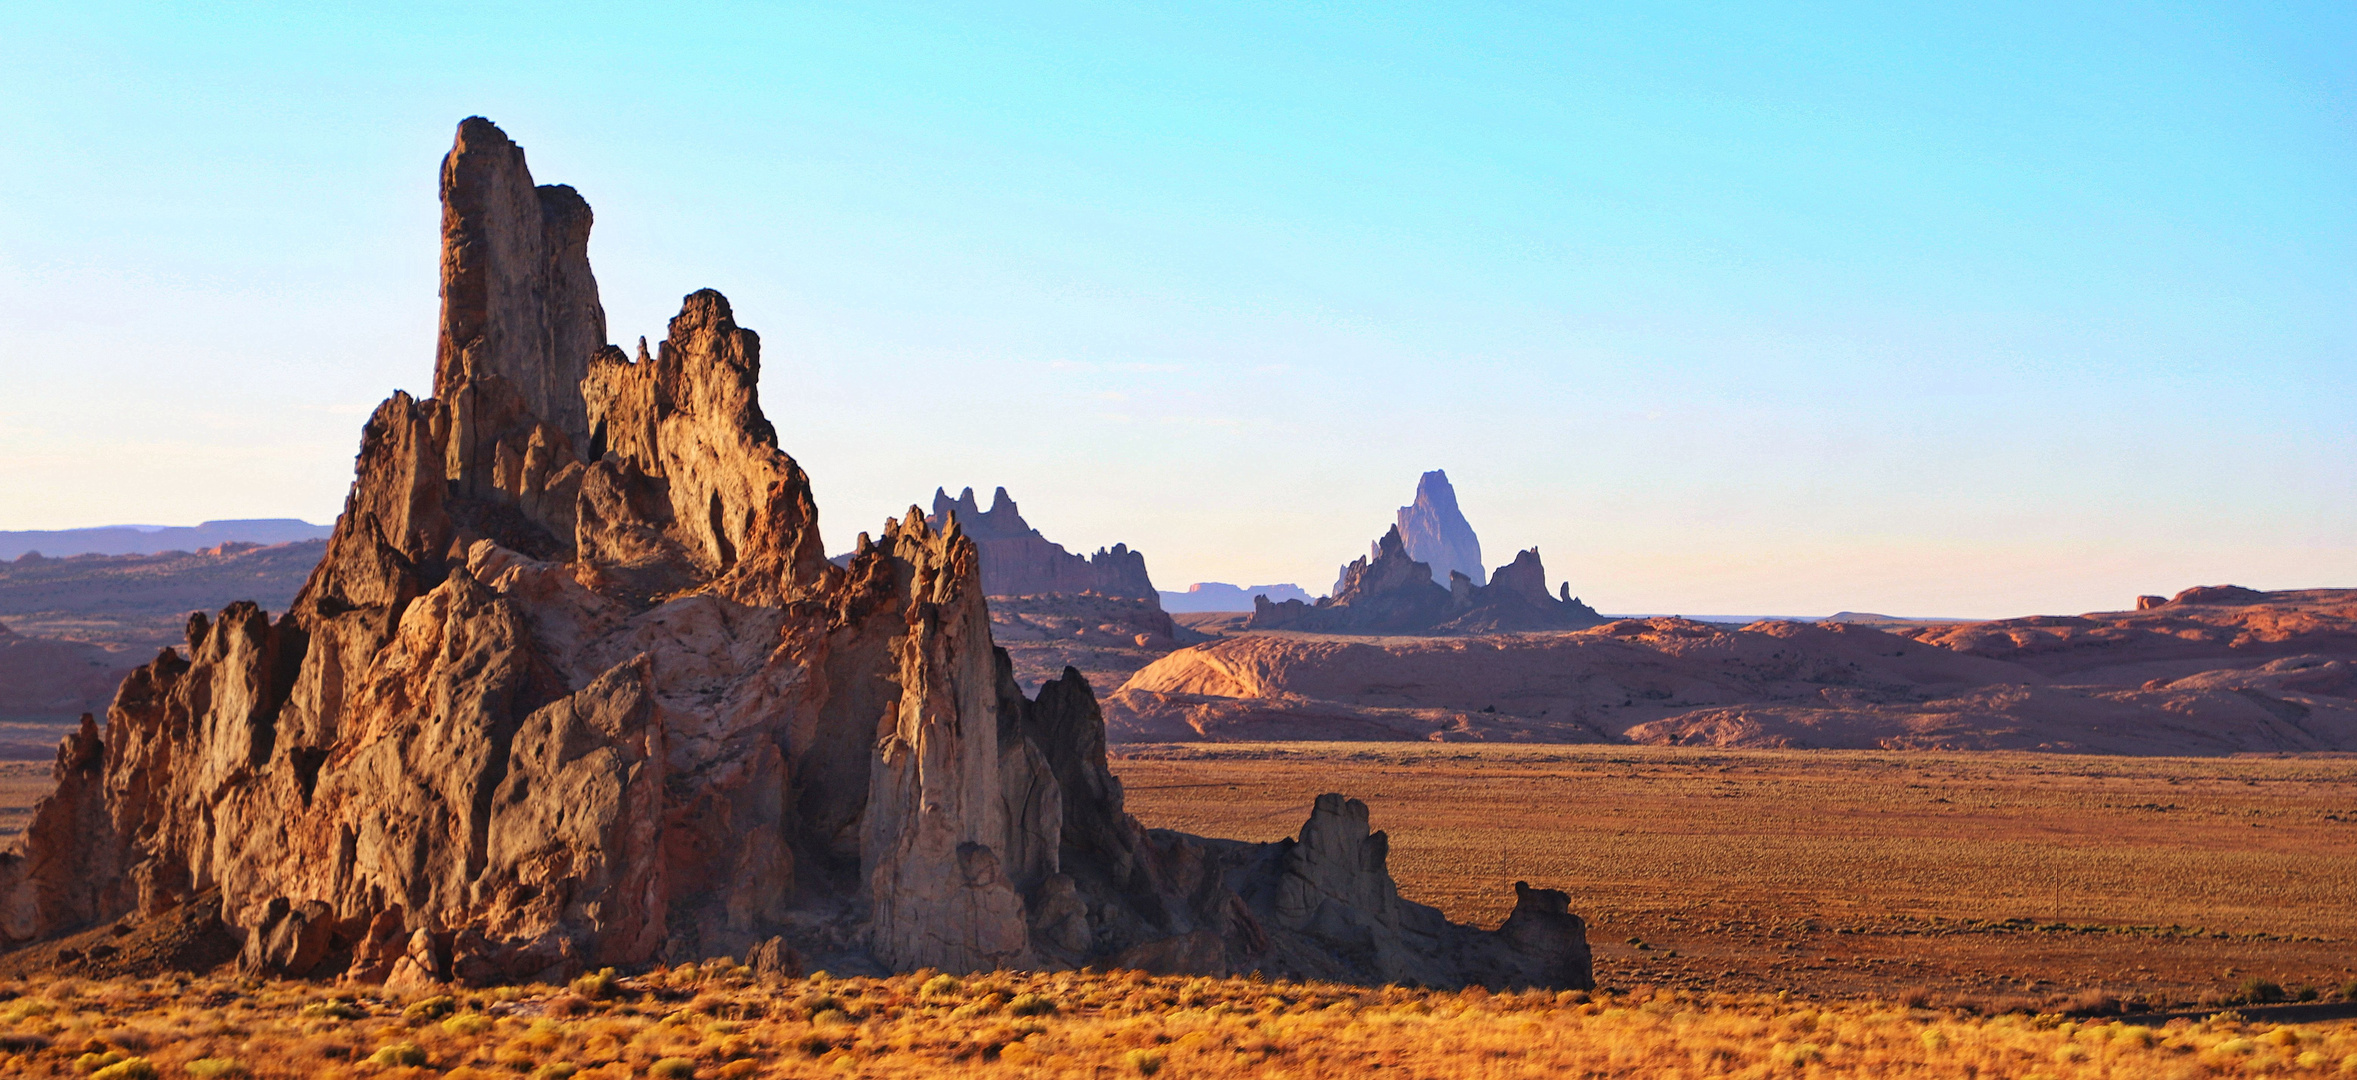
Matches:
[0,761,53,841]
[1114,744,2357,1009]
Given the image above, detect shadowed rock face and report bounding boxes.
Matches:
[1394,470,1483,588]
[922,487,1157,602]
[0,118,1588,990]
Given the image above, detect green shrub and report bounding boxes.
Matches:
[921,973,962,998]
[571,967,621,1000]
[91,1059,158,1080]
[649,1058,697,1079]
[2238,978,2285,1004]
[299,1000,365,1020]
[368,1042,429,1067]
[1123,1048,1165,1076]
[184,1061,245,1079]
[401,995,457,1022]
[1009,993,1057,1017]
[528,1065,578,1080]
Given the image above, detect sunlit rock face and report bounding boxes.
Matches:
[0,118,1590,991]
[1394,469,1484,588]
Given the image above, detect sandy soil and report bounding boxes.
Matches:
[1115,743,2357,1008]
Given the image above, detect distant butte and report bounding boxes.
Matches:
[1393,469,1484,587]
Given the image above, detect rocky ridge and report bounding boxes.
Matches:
[924,487,1156,601]
[0,118,1588,990]
[1248,525,1604,635]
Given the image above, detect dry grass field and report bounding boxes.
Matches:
[1,965,2352,1078]
[4,748,2357,1075]
[1114,744,2357,1010]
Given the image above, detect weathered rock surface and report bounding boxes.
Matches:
[1247,526,1603,635]
[0,118,1588,990]
[1393,469,1484,587]
[1110,590,2357,752]
[920,486,1158,601]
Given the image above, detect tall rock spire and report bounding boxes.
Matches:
[0,118,1590,992]
[436,116,608,456]
[1395,469,1483,587]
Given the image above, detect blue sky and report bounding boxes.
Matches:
[1,2,2350,616]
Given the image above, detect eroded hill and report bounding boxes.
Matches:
[1108,586,2357,753]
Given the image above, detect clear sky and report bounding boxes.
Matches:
[2,2,2350,617]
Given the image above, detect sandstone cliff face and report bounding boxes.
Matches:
[923,487,1157,601]
[0,118,1587,990]
[1248,527,1603,635]
[1394,470,1483,588]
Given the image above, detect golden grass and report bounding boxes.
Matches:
[0,965,2351,1078]
[1114,744,2357,1006]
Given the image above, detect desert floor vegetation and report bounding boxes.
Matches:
[1,965,2354,1078]
[1115,743,2357,1008]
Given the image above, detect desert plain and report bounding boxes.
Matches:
[1113,743,2357,1009]
[0,745,2353,1078]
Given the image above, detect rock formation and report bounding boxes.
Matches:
[1248,526,1603,635]
[1393,469,1483,587]
[922,486,1157,601]
[0,118,1588,990]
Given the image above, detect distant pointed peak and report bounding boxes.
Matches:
[990,486,1014,512]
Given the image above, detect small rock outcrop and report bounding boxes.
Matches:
[1393,470,1484,587]
[1248,526,1603,635]
[0,118,1588,990]
[922,487,1157,601]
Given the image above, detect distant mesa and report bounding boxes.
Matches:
[1393,469,1483,587]
[1160,581,1315,613]
[0,519,332,561]
[2150,584,2269,607]
[917,486,1158,601]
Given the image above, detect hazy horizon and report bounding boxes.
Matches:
[3,4,2350,619]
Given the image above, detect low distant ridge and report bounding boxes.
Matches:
[1161,582,1315,613]
[0,519,332,560]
